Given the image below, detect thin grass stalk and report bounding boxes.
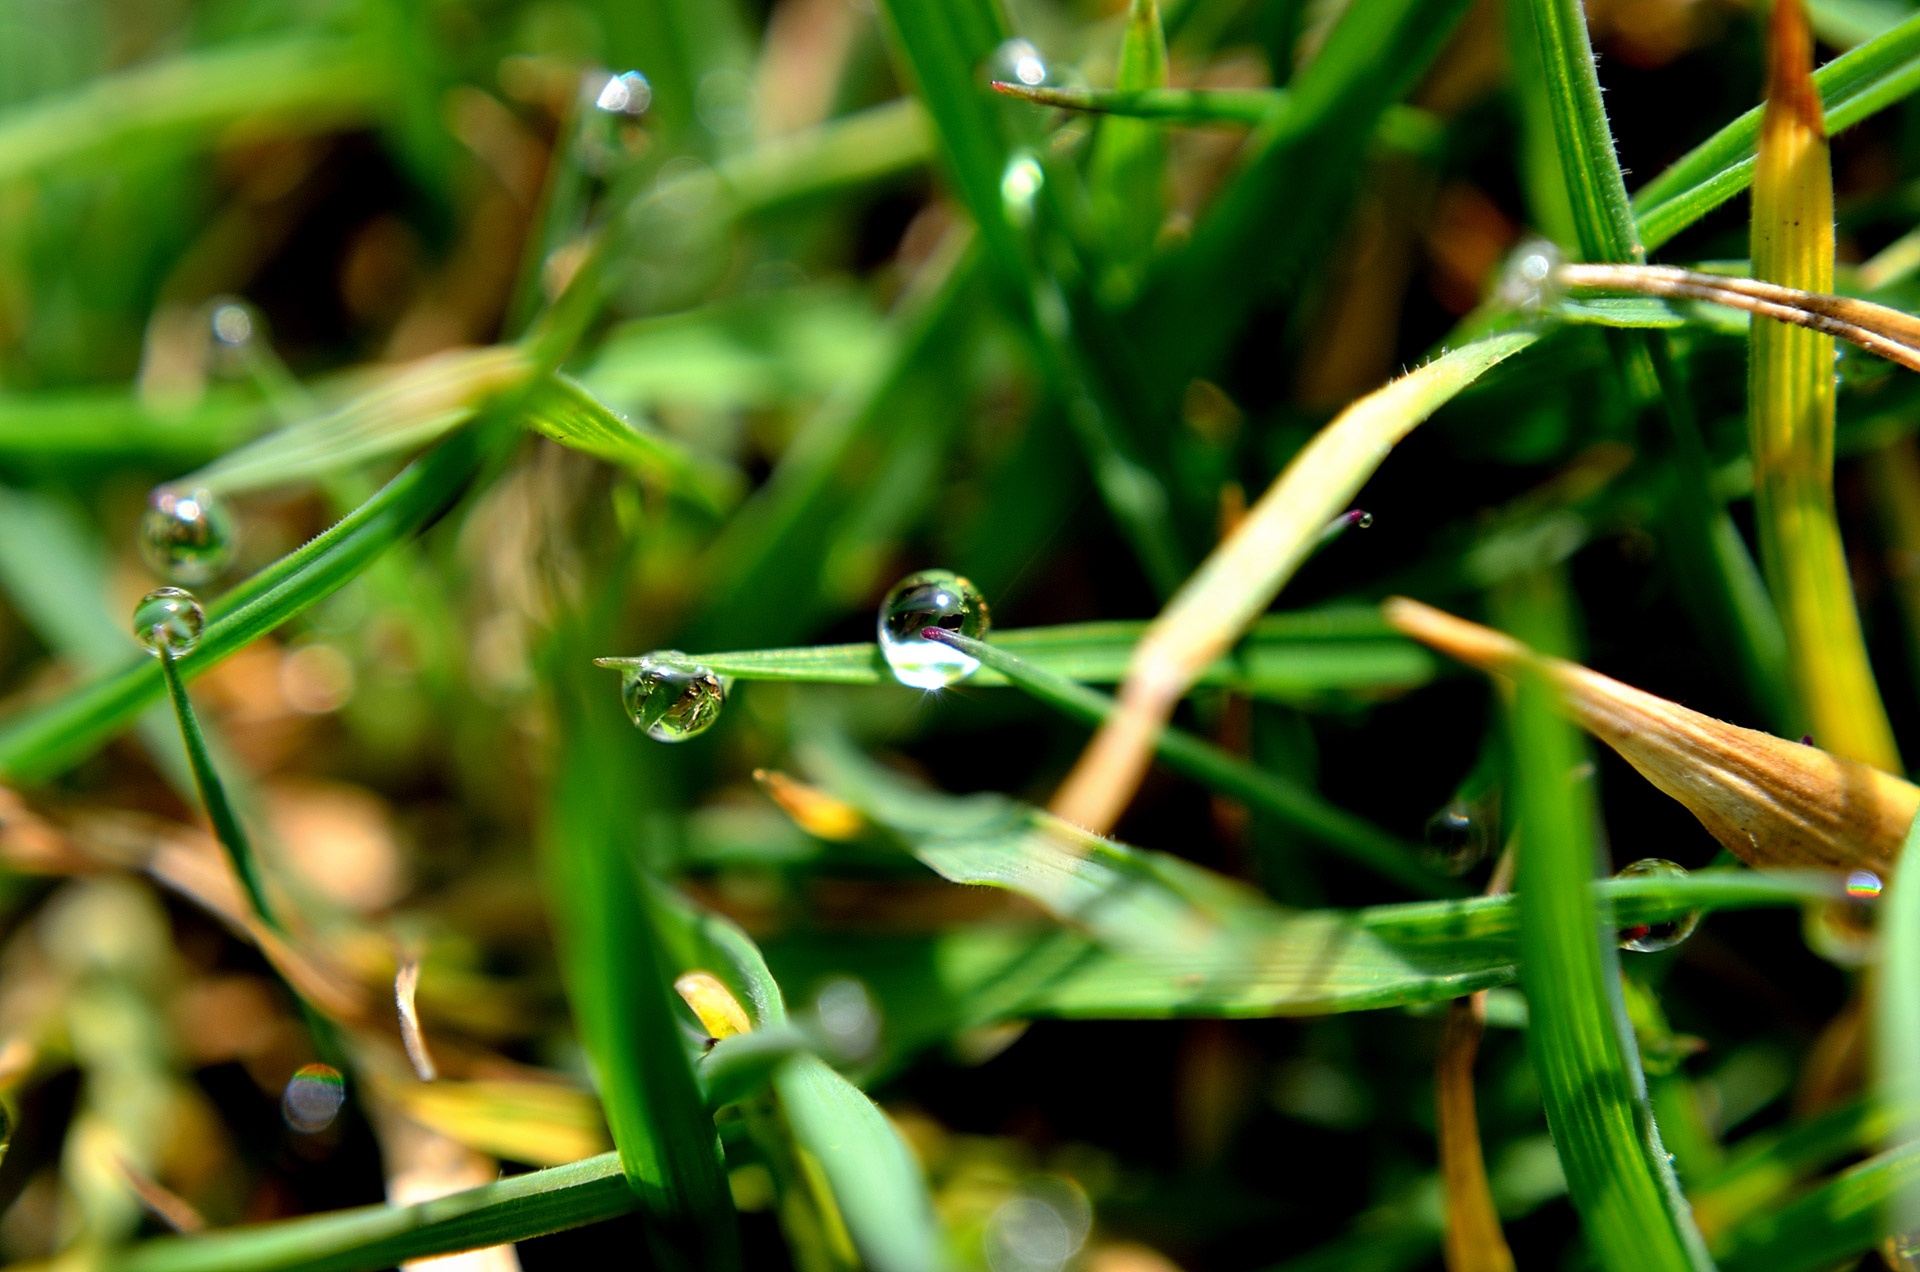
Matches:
[1749,0,1900,768]
[1438,997,1516,1272]
[921,628,1455,895]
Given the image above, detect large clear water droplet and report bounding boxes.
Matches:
[133,587,205,657]
[140,486,235,585]
[1615,858,1700,953]
[1423,800,1494,876]
[621,654,725,742]
[988,37,1051,88]
[595,69,653,116]
[282,1062,346,1133]
[877,569,991,689]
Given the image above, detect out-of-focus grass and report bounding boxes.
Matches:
[7,0,1920,1270]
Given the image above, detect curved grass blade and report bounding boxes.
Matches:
[918,627,1455,896]
[1050,332,1537,836]
[1437,996,1516,1272]
[0,37,392,183]
[0,422,496,785]
[1713,1139,1920,1272]
[1633,14,1920,249]
[1495,568,1710,1272]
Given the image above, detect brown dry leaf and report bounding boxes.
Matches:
[1383,597,1920,870]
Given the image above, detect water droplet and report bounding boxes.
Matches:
[595,70,652,116]
[813,975,880,1061]
[139,486,235,585]
[878,569,991,689]
[1495,238,1566,312]
[621,654,725,742]
[1001,151,1044,227]
[985,1177,1092,1272]
[210,300,254,348]
[1847,869,1884,899]
[133,587,205,657]
[1423,801,1494,875]
[1888,1232,1920,1272]
[988,37,1051,88]
[1614,858,1700,953]
[282,1063,346,1133]
[1353,510,1374,529]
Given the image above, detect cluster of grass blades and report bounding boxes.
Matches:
[15,0,1920,1268]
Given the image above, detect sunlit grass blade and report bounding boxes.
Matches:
[1712,1139,1920,1272]
[917,628,1454,895]
[0,422,498,784]
[0,36,392,183]
[182,347,529,495]
[520,375,742,511]
[1386,597,1920,870]
[0,387,262,464]
[541,641,738,1266]
[1633,14,1920,249]
[1516,0,1641,261]
[1495,567,1711,1272]
[1049,332,1537,835]
[1747,0,1900,769]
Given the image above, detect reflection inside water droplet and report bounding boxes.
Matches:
[621,654,725,742]
[140,486,235,585]
[877,569,991,689]
[1423,801,1493,876]
[1614,858,1700,953]
[133,587,205,657]
[282,1063,346,1133]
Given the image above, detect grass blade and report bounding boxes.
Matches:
[1713,1140,1920,1272]
[521,375,742,512]
[1747,0,1900,768]
[1516,0,1641,261]
[1633,14,1920,249]
[1495,567,1710,1272]
[0,422,496,784]
[919,628,1455,895]
[1877,811,1920,1243]
[1049,332,1537,835]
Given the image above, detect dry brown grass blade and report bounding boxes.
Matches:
[1048,334,1537,833]
[398,957,439,1082]
[1438,996,1515,1272]
[1382,597,1920,870]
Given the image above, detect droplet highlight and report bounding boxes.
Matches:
[1001,151,1044,227]
[1846,869,1884,899]
[1423,801,1494,876]
[1614,858,1700,953]
[1494,238,1566,313]
[595,70,652,116]
[133,587,205,657]
[282,1063,346,1133]
[988,38,1050,88]
[139,486,235,585]
[877,569,991,689]
[621,654,725,742]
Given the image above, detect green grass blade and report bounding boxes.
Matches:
[0,424,497,785]
[1498,567,1711,1272]
[0,388,262,464]
[108,1153,635,1272]
[1878,812,1920,1237]
[919,629,1456,896]
[541,633,738,1266]
[610,607,1438,700]
[994,82,1444,152]
[1714,1140,1920,1272]
[1692,1098,1891,1243]
[0,37,392,183]
[521,375,743,512]
[773,1056,945,1272]
[155,649,277,927]
[1633,14,1920,249]
[1518,0,1641,261]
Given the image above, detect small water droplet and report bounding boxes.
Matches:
[139,486,235,585]
[133,587,205,657]
[813,975,880,1060]
[621,654,725,742]
[1614,858,1700,953]
[1001,151,1044,227]
[878,569,991,689]
[985,1177,1092,1272]
[210,300,254,348]
[1353,510,1374,529]
[595,70,652,116]
[282,1063,345,1133]
[988,37,1051,88]
[1846,869,1884,899]
[1495,238,1566,312]
[1423,801,1494,875]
